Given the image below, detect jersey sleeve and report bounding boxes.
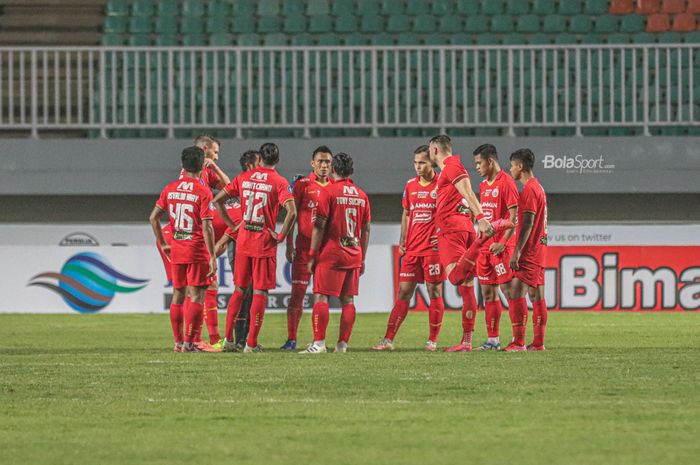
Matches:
[292,179,305,208]
[155,187,168,210]
[364,194,372,225]
[316,187,330,220]
[444,163,468,185]
[520,185,537,214]
[206,167,225,191]
[200,190,214,220]
[504,178,519,208]
[401,185,409,210]
[277,177,294,206]
[224,176,240,198]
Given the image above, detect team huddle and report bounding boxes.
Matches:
[149,134,548,354]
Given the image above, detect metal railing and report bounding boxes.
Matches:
[0,44,697,138]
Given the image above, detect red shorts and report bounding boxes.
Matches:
[437,230,476,280]
[172,262,210,289]
[399,254,445,284]
[477,246,514,285]
[313,265,360,297]
[514,260,545,288]
[291,249,311,286]
[234,253,277,291]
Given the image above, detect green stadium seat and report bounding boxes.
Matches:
[343,33,369,45]
[439,16,462,32]
[583,34,605,44]
[558,0,581,14]
[517,15,540,33]
[208,33,233,45]
[658,32,682,43]
[607,33,631,43]
[432,0,453,15]
[232,16,255,33]
[182,34,206,45]
[632,32,655,43]
[332,0,355,15]
[307,0,330,16]
[594,15,618,33]
[532,0,555,15]
[457,0,480,14]
[154,16,177,34]
[317,33,342,45]
[528,33,552,44]
[387,15,410,33]
[685,31,700,43]
[476,33,500,45]
[335,15,358,32]
[406,0,430,15]
[207,0,230,16]
[104,16,126,33]
[425,35,449,45]
[585,0,608,14]
[263,33,288,46]
[450,33,473,44]
[621,14,645,33]
[107,0,128,16]
[154,34,177,45]
[258,16,281,33]
[413,15,435,33]
[131,0,153,16]
[381,0,404,15]
[491,15,514,33]
[101,33,125,45]
[291,33,313,45]
[284,14,307,33]
[543,15,566,33]
[503,34,526,45]
[361,16,384,32]
[237,34,261,46]
[569,16,593,33]
[357,0,380,15]
[282,0,304,15]
[481,0,504,15]
[371,33,394,45]
[180,17,202,34]
[233,0,255,15]
[182,0,204,16]
[309,15,333,33]
[397,34,421,45]
[128,34,151,46]
[257,0,280,15]
[507,0,529,14]
[554,33,577,44]
[465,15,489,33]
[206,17,228,33]
[129,16,151,33]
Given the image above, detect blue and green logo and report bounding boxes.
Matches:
[28,252,149,313]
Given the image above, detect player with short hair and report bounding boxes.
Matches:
[213,143,297,353]
[372,145,445,352]
[507,148,549,352]
[192,134,230,189]
[473,144,519,351]
[300,152,371,354]
[149,146,217,352]
[280,146,334,351]
[428,134,495,352]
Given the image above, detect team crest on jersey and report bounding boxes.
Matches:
[430,190,437,199]
[177,181,194,192]
[343,186,359,196]
[250,172,269,182]
[492,187,499,198]
[307,200,315,209]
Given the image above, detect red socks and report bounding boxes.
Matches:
[246,294,267,348]
[184,300,204,344]
[509,297,529,346]
[532,299,548,346]
[428,298,444,342]
[384,299,409,340]
[312,301,330,342]
[339,303,357,344]
[484,300,503,338]
[459,285,477,343]
[225,290,245,341]
[169,303,183,343]
[448,239,481,285]
[287,283,307,341]
[204,289,220,344]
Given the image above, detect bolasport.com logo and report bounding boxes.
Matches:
[541,154,615,174]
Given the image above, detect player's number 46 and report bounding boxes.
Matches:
[169,203,194,232]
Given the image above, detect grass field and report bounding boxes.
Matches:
[1,312,699,465]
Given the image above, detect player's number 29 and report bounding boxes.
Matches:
[243,190,268,223]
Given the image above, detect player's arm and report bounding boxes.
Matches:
[360,221,371,276]
[213,190,238,231]
[454,177,495,236]
[204,159,231,187]
[398,208,409,256]
[510,211,534,271]
[490,205,517,256]
[203,218,218,277]
[306,215,327,273]
[149,205,169,254]
[274,199,297,243]
[214,233,232,257]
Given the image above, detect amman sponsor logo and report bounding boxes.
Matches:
[541,154,615,174]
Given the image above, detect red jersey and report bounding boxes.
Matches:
[179,165,224,191]
[223,167,293,257]
[212,201,242,242]
[402,175,439,257]
[222,201,244,242]
[479,170,519,249]
[292,171,332,250]
[155,176,214,264]
[435,155,474,235]
[517,177,548,266]
[316,178,371,269]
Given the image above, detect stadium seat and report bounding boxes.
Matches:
[595,15,619,33]
[387,15,410,33]
[180,17,203,34]
[671,14,697,32]
[207,0,230,16]
[476,33,501,45]
[104,16,126,33]
[291,33,313,45]
[657,31,682,42]
[237,34,261,46]
[357,0,380,15]
[131,0,153,16]
[182,0,204,16]
[154,34,177,45]
[209,33,234,46]
[559,0,582,14]
[332,0,354,15]
[481,0,504,15]
[371,33,394,45]
[413,15,435,33]
[128,34,151,46]
[397,34,421,45]
[569,16,593,33]
[609,0,634,14]
[317,33,342,45]
[406,0,430,15]
[465,15,489,33]
[335,15,358,32]
[631,32,656,42]
[506,0,529,14]
[585,0,609,14]
[232,16,255,33]
[343,33,369,45]
[450,33,473,44]
[129,16,151,33]
[688,0,700,13]
[107,0,128,16]
[528,33,551,44]
[661,0,685,14]
[635,0,660,14]
[258,16,282,33]
[517,15,540,33]
[439,16,463,33]
[233,0,255,15]
[491,15,515,33]
[532,0,555,15]
[543,15,566,33]
[424,35,449,45]
[284,14,307,33]
[263,33,288,46]
[432,0,453,15]
[647,14,671,32]
[182,34,206,46]
[381,0,404,15]
[307,0,330,16]
[621,14,646,32]
[206,17,228,34]
[361,16,384,33]
[257,0,280,15]
[309,16,333,33]
[607,33,631,43]
[101,33,125,45]
[154,16,177,34]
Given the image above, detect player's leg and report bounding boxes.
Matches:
[372,280,416,350]
[300,264,342,354]
[182,282,208,352]
[336,269,361,353]
[243,256,277,352]
[169,265,186,352]
[479,283,503,350]
[203,280,221,346]
[424,281,443,351]
[282,253,310,350]
[527,266,547,351]
[235,286,252,350]
[504,276,529,352]
[223,250,251,351]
